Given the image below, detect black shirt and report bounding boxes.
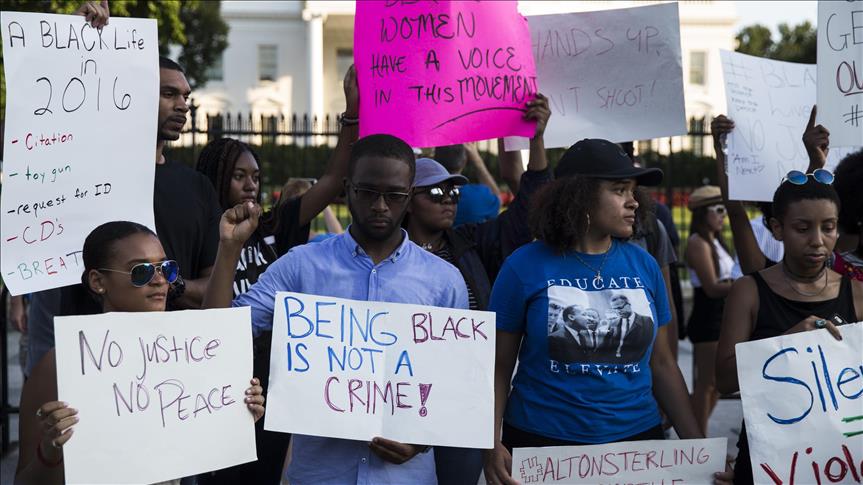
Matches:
[232,196,309,298]
[154,160,222,281]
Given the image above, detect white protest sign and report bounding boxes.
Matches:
[736,322,863,485]
[512,438,727,484]
[720,50,857,202]
[504,3,686,151]
[817,2,863,148]
[54,308,256,485]
[1,12,158,295]
[265,292,495,448]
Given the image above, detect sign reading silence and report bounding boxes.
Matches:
[736,322,863,484]
[354,0,538,147]
[264,292,496,449]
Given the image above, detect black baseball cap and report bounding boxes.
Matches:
[554,139,664,186]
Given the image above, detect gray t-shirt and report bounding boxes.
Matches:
[630,222,677,267]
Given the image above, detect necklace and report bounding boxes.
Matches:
[571,239,614,281]
[781,260,828,297]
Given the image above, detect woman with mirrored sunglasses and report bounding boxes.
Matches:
[16,217,266,485]
[684,186,738,436]
[402,94,550,485]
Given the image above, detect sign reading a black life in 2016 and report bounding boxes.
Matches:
[1,12,158,295]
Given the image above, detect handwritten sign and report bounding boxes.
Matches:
[1,12,158,295]
[354,0,537,147]
[54,308,256,484]
[817,1,863,148]
[736,322,863,484]
[504,3,686,151]
[720,50,856,202]
[264,292,495,448]
[512,438,727,484]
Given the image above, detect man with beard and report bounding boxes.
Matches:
[212,133,469,484]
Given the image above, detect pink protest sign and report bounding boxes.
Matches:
[354,0,538,147]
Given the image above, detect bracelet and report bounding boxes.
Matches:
[36,442,63,468]
[338,112,359,126]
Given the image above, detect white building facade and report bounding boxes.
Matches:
[192,1,738,145]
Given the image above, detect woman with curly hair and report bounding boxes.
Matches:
[483,139,732,485]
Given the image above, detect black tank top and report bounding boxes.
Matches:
[750,271,856,341]
[734,271,857,485]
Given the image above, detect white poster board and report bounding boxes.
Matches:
[736,322,863,485]
[54,308,256,485]
[720,50,858,202]
[265,292,496,448]
[817,2,863,148]
[512,438,727,484]
[504,2,686,151]
[1,12,158,295]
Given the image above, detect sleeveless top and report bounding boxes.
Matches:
[734,271,857,485]
[689,238,736,287]
[749,271,856,340]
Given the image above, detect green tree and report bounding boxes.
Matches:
[735,21,817,63]
[0,0,228,112]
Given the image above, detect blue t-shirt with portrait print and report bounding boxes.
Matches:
[490,239,671,443]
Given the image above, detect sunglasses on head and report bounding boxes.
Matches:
[99,260,180,287]
[418,186,460,204]
[783,169,834,185]
[706,204,726,215]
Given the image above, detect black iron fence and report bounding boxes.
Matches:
[174,106,734,262]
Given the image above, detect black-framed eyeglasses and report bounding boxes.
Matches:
[782,169,834,185]
[98,260,180,287]
[350,185,411,205]
[417,186,460,204]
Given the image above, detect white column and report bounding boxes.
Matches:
[303,10,325,144]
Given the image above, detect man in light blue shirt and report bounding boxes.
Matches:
[232,134,469,485]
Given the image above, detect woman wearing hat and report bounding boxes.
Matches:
[405,94,551,485]
[484,139,733,485]
[684,185,737,436]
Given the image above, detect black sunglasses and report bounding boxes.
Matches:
[418,186,460,204]
[99,260,180,287]
[350,185,411,205]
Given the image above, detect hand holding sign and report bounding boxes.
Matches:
[74,0,109,29]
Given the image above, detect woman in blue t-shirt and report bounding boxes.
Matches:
[483,139,732,485]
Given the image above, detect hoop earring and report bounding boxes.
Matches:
[586,213,591,234]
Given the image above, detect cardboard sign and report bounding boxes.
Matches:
[505,3,686,151]
[354,0,537,147]
[264,292,495,448]
[817,2,863,148]
[54,308,256,484]
[1,12,158,295]
[736,322,863,484]
[720,50,856,202]
[512,438,727,484]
